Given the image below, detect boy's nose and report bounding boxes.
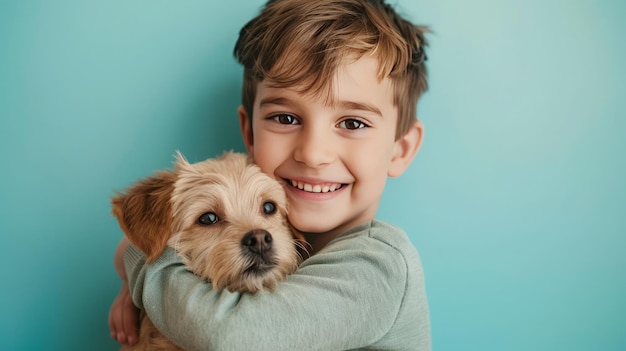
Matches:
[293,127,336,167]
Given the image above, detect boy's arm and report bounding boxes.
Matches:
[125,239,411,350]
[109,237,139,346]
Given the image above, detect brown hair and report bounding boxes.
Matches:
[234,0,428,139]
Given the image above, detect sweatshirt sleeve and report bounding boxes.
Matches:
[125,234,409,350]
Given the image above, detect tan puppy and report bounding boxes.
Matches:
[112,151,304,351]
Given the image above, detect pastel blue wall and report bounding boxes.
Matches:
[1,1,624,350]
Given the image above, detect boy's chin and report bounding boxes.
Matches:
[289,214,362,238]
[289,216,337,235]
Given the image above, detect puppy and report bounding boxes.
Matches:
[112,151,304,351]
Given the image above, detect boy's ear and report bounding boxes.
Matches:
[238,105,254,154]
[388,120,424,178]
[111,171,176,263]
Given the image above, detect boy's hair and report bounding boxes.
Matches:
[234,0,428,139]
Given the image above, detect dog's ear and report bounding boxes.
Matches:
[112,170,177,263]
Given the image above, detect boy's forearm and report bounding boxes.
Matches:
[125,244,409,350]
[114,237,130,280]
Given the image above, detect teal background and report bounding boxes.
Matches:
[1,0,624,350]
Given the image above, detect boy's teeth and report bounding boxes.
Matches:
[290,180,341,193]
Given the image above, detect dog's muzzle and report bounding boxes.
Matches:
[242,229,273,255]
[241,229,278,276]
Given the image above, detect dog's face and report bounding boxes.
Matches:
[112,152,301,293]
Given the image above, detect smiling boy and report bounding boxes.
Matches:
[246,56,421,254]
[110,0,431,349]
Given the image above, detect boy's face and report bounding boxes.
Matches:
[239,56,422,240]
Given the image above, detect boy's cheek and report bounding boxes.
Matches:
[249,152,277,180]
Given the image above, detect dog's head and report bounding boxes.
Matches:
[112,151,302,292]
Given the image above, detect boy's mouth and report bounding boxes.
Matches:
[287,179,345,193]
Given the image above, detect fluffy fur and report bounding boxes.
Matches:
[112,151,304,351]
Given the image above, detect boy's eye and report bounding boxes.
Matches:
[272,114,299,125]
[338,119,368,130]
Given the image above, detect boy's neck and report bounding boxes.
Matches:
[299,219,373,257]
[301,231,337,257]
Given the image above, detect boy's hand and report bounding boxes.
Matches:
[108,281,139,345]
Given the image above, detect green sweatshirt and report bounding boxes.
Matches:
[125,220,431,350]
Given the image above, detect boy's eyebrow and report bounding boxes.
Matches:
[336,101,383,118]
[259,97,383,118]
[259,96,293,108]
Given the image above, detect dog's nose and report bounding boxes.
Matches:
[242,229,273,254]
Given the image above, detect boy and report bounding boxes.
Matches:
[110,0,431,349]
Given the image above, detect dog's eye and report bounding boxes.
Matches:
[263,201,276,215]
[198,212,219,225]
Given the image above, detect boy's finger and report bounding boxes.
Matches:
[108,300,124,341]
[108,310,117,340]
[122,293,140,345]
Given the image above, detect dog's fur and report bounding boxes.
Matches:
[112,151,304,351]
